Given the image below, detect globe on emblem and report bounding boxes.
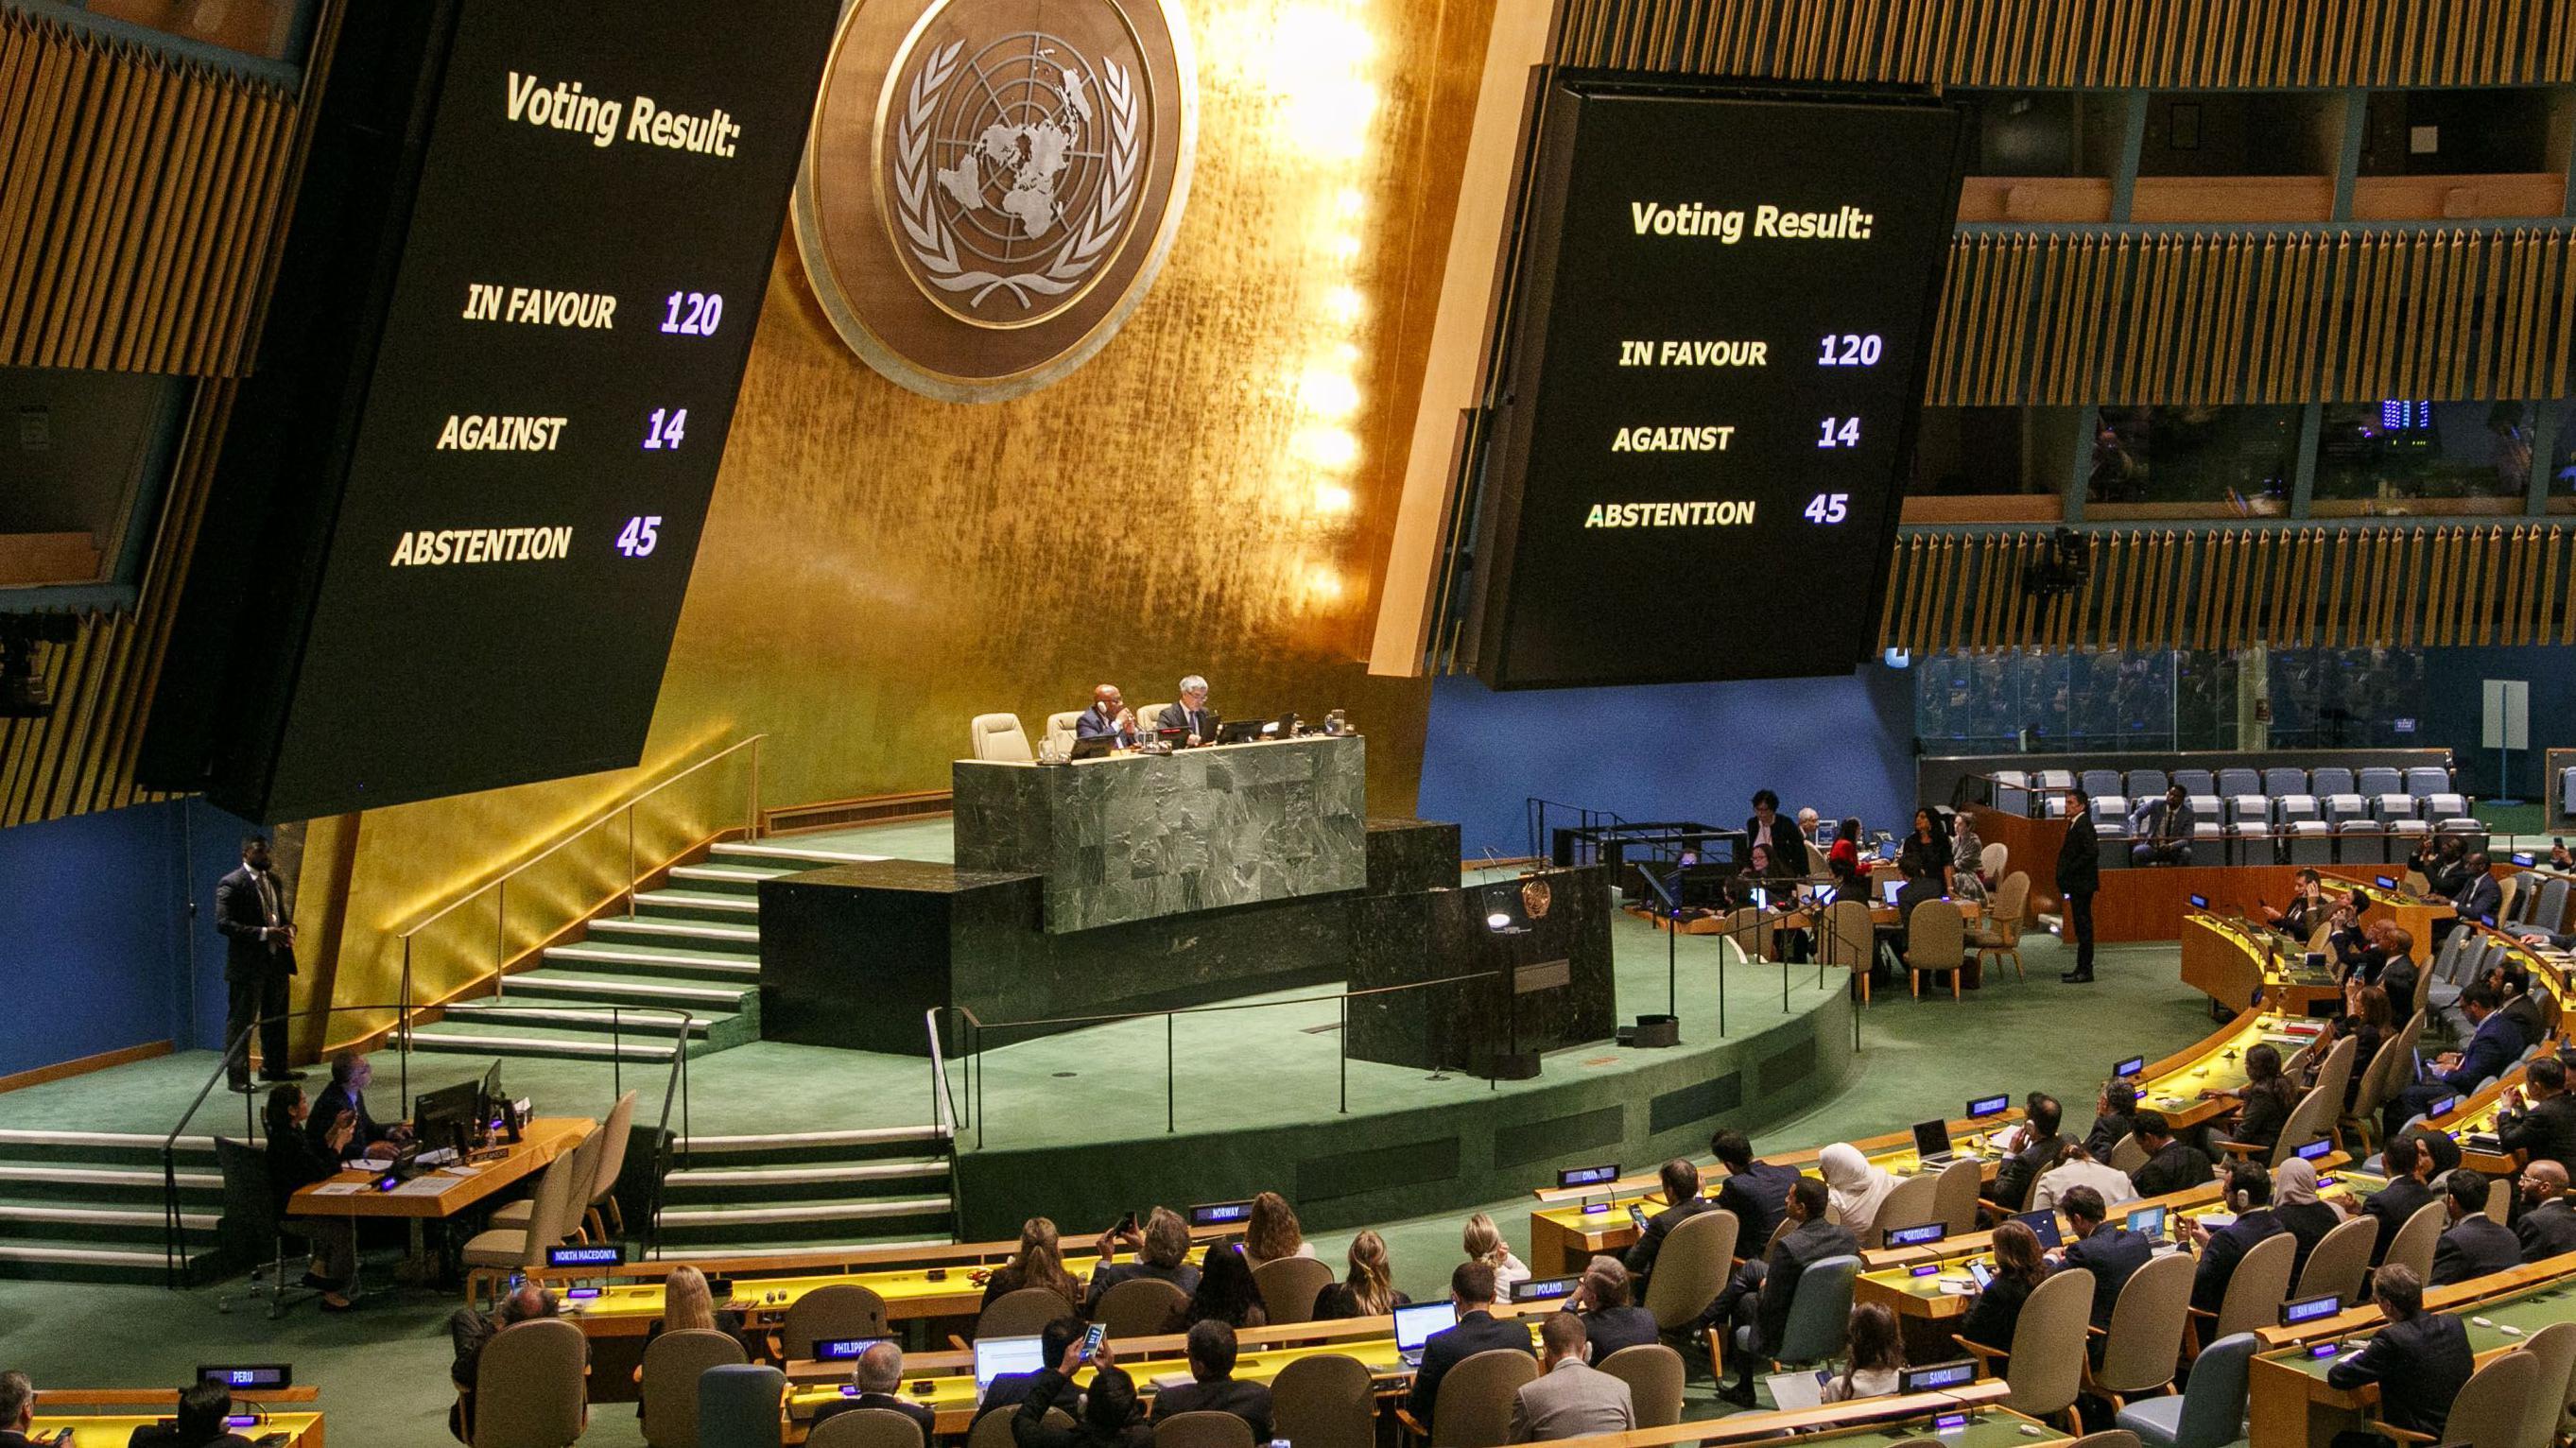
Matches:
[925,34,1112,270]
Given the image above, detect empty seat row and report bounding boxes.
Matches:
[1995,765,2452,816]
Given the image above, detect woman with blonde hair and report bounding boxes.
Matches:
[1461,1212,1530,1302]
[1313,1230,1409,1319]
[636,1264,746,1424]
[983,1216,1083,1309]
[1241,1192,1314,1272]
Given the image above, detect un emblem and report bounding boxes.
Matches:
[795,0,1197,402]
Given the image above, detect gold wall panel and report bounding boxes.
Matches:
[1551,0,2576,87]
[309,0,1494,1026]
[1881,525,2576,654]
[0,6,300,374]
[1927,228,2576,407]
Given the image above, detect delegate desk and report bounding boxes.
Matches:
[1538,1391,2049,1448]
[2180,914,2343,1015]
[2248,1251,2576,1448]
[1527,1109,2025,1273]
[286,1115,591,1285]
[36,1413,325,1448]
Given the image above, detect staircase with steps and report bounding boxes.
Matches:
[0,1129,226,1284]
[656,1123,958,1255]
[406,837,889,1066]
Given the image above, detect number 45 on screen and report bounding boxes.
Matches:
[616,516,662,558]
[1804,493,1849,525]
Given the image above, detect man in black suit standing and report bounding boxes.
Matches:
[1150,1322,1272,1440]
[2057,791,2100,983]
[1405,1261,1534,1433]
[2429,1171,2519,1285]
[216,835,301,1093]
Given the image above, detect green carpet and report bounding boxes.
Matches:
[0,915,2219,1444]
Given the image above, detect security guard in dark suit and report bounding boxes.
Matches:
[216,835,302,1092]
[2056,791,2100,983]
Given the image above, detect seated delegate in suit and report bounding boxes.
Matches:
[1709,1176,1861,1404]
[2516,1162,2576,1263]
[1073,685,1139,746]
[1622,1158,1715,1282]
[1085,1206,1202,1316]
[2324,1266,2473,1448]
[1744,790,1804,875]
[1954,1219,2047,1373]
[1565,1255,1656,1362]
[309,1051,406,1163]
[2360,1134,2442,1265]
[2429,1170,2520,1286]
[2498,964,2548,1055]
[2261,869,2332,939]
[2083,1079,2141,1159]
[1508,1314,1634,1443]
[1154,676,1219,746]
[126,1382,254,1448]
[1150,1322,1272,1441]
[1711,1129,1801,1250]
[2500,1058,2576,1173]
[2445,853,2502,933]
[2315,985,2394,1112]
[2128,1112,2217,1198]
[812,1341,938,1442]
[2187,1164,2287,1313]
[2049,1186,2151,1330]
[2385,984,2519,1144]
[2128,785,2197,866]
[1012,1340,1152,1448]
[1404,1261,1535,1432]
[1991,1094,2066,1212]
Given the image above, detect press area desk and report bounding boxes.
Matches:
[545,1222,1244,1402]
[285,1116,591,1282]
[1525,1109,2027,1273]
[2248,1250,2576,1448]
[33,1388,322,1448]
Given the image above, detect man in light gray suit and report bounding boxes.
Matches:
[1509,1314,1634,1443]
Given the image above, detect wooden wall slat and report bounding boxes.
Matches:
[0,8,298,375]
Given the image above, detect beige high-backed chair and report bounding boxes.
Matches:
[1045,712,1084,756]
[470,1317,589,1448]
[970,714,1033,762]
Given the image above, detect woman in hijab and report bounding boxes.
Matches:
[2272,1156,2345,1284]
[1820,1143,1900,1245]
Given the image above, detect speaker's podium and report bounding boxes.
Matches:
[1345,864,1616,1079]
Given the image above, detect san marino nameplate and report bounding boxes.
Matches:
[953,735,1367,932]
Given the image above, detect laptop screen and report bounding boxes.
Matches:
[1393,1302,1455,1352]
[1883,878,1905,905]
[974,1336,1046,1389]
[2125,1205,2167,1239]
[2008,1209,2064,1250]
[1911,1119,1952,1160]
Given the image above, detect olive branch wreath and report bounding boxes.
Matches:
[892,39,1141,310]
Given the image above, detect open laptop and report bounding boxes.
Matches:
[974,1335,1047,1390]
[1392,1301,1455,1368]
[2127,1204,2172,1249]
[2007,1209,2064,1250]
[1882,877,1905,906]
[1911,1118,1961,1169]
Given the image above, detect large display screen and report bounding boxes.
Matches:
[148,0,837,820]
[1470,79,1962,689]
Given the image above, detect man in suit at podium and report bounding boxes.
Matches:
[1075,685,1138,747]
[1156,677,1219,746]
[216,835,302,1092]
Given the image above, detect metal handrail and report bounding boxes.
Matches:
[391,733,766,1083]
[160,1000,693,1287]
[939,965,1530,1148]
[924,1008,965,1237]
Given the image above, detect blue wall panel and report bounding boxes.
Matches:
[0,798,254,1077]
[1414,666,1922,859]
